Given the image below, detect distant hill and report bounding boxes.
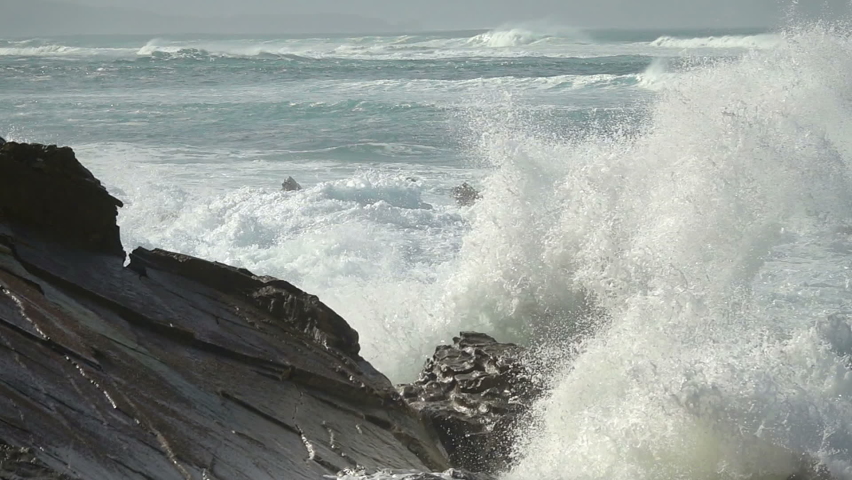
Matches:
[0,0,399,36]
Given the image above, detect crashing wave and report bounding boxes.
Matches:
[467,28,552,48]
[650,33,781,49]
[135,39,315,60]
[448,23,852,479]
[0,44,133,57]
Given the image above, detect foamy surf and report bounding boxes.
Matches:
[469,24,852,479]
[1,30,766,63]
[0,44,134,57]
[649,33,781,49]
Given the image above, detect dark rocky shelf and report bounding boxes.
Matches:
[0,142,463,479]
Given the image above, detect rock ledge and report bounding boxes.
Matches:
[0,143,449,479]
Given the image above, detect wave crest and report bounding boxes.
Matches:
[0,44,132,57]
[650,34,781,49]
[135,39,314,60]
[467,28,552,48]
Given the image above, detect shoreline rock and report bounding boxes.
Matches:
[450,183,480,207]
[282,176,303,191]
[0,143,449,479]
[398,332,543,474]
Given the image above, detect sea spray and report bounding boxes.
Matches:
[5,21,824,392]
[648,34,781,50]
[458,23,852,479]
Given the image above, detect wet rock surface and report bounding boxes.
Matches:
[0,142,124,256]
[398,332,543,474]
[0,144,449,479]
[0,442,73,479]
[282,176,303,191]
[450,183,480,207]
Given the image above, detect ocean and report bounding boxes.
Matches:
[2,24,852,479]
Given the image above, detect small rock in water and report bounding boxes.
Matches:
[282,176,302,191]
[398,332,544,474]
[451,183,480,206]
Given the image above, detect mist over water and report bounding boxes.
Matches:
[3,20,852,479]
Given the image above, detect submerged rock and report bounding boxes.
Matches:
[282,175,303,191]
[451,183,481,207]
[0,143,449,479]
[398,332,544,474]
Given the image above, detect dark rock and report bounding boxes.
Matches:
[0,137,5,146]
[0,142,124,257]
[127,247,362,358]
[451,183,481,207]
[0,143,450,479]
[282,176,302,191]
[0,442,74,479]
[398,332,544,474]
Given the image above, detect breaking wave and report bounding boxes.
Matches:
[650,33,782,49]
[0,44,133,57]
[467,28,553,48]
[446,23,852,479]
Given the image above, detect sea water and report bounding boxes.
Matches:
[2,23,851,479]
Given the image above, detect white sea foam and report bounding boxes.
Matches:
[75,142,476,379]
[2,31,762,62]
[650,33,782,50]
[448,24,852,479]
[467,28,552,48]
[130,32,642,60]
[0,45,133,57]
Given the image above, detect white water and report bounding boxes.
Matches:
[0,45,135,57]
[0,28,764,61]
[484,24,852,479]
[649,34,781,50]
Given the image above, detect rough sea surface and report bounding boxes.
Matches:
[2,24,852,479]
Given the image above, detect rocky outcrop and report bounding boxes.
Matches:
[0,143,449,479]
[0,142,124,256]
[450,183,480,207]
[399,333,543,474]
[1,442,73,479]
[282,176,302,191]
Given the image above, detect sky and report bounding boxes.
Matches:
[5,0,852,34]
[34,0,852,29]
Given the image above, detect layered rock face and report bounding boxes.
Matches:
[399,333,543,474]
[0,142,449,479]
